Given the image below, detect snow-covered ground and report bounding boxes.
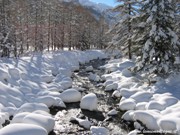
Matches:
[0,50,107,134]
[101,58,180,135]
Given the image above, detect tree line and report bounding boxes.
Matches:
[0,0,109,57]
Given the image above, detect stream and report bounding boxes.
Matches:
[50,58,129,135]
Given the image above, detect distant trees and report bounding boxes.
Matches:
[0,0,109,57]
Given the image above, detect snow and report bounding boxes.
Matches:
[107,109,118,116]
[59,88,82,103]
[90,126,109,135]
[0,123,48,135]
[0,50,107,134]
[23,113,55,133]
[70,117,92,129]
[102,57,180,133]
[119,98,136,111]
[88,72,101,82]
[105,82,118,91]
[85,66,94,72]
[80,93,98,111]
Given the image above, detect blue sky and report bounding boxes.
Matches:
[90,0,118,7]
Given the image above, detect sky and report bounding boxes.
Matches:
[90,0,118,7]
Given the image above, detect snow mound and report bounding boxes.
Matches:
[112,90,121,98]
[0,123,48,135]
[107,109,118,116]
[70,117,92,129]
[58,68,72,77]
[122,68,133,77]
[23,113,55,133]
[85,66,94,72]
[59,80,72,90]
[8,68,20,80]
[16,103,49,114]
[105,82,118,91]
[88,73,101,82]
[132,110,160,130]
[35,96,66,108]
[119,98,136,111]
[90,126,109,135]
[60,89,82,103]
[40,75,54,83]
[80,93,98,111]
[130,91,152,103]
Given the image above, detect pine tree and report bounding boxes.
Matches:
[111,0,140,59]
[135,0,180,75]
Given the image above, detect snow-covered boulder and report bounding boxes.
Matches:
[8,68,20,80]
[130,91,152,103]
[11,112,30,123]
[0,123,48,135]
[132,110,160,130]
[16,103,49,114]
[112,90,121,98]
[40,75,53,83]
[88,73,101,82]
[80,93,98,111]
[59,89,81,103]
[105,82,118,91]
[90,126,109,135]
[119,98,136,111]
[58,68,72,77]
[70,117,92,129]
[103,80,114,87]
[85,66,94,72]
[107,109,118,116]
[23,113,55,133]
[60,80,72,90]
[121,68,133,77]
[35,96,66,108]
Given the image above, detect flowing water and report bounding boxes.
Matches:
[50,58,129,135]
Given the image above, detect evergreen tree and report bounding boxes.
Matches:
[135,0,180,75]
[111,0,140,59]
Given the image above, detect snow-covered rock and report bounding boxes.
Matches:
[11,112,30,123]
[90,126,109,135]
[58,68,72,77]
[60,80,72,90]
[121,68,133,77]
[85,66,94,72]
[88,73,101,82]
[40,75,54,83]
[35,96,66,108]
[107,109,118,116]
[0,123,48,135]
[105,82,118,91]
[80,93,98,111]
[112,90,121,98]
[119,98,136,111]
[23,113,55,133]
[16,103,49,114]
[59,89,81,103]
[8,68,20,80]
[70,117,92,129]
